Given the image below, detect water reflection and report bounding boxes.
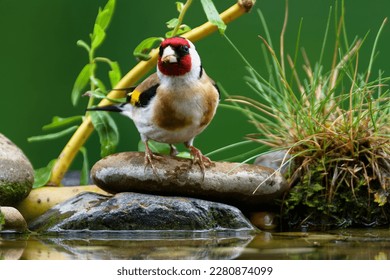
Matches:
[1,229,390,260]
[1,230,254,260]
[239,229,390,260]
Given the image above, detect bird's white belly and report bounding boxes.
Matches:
[129,98,206,144]
[147,123,204,144]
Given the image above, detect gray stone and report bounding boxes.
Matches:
[0,133,34,206]
[254,150,292,175]
[29,192,256,233]
[91,152,288,210]
[0,206,28,233]
[61,170,93,186]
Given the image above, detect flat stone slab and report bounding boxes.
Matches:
[91,152,288,210]
[0,133,34,205]
[29,192,256,232]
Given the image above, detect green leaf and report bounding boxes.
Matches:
[95,0,116,31]
[85,90,126,103]
[166,18,179,29]
[71,64,92,106]
[133,37,164,61]
[33,159,57,188]
[0,209,5,231]
[79,147,89,185]
[89,111,119,157]
[90,76,107,93]
[91,23,106,50]
[176,2,184,13]
[176,151,192,159]
[28,126,78,142]
[138,140,171,155]
[95,9,109,31]
[138,140,192,159]
[42,116,83,131]
[165,24,191,38]
[200,0,226,34]
[108,61,122,88]
[76,40,91,53]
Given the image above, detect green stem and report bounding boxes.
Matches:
[87,50,96,110]
[366,18,387,133]
[366,17,387,83]
[94,57,113,64]
[171,0,193,37]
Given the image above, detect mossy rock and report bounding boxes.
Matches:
[0,134,34,206]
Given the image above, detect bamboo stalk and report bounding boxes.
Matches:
[48,0,255,186]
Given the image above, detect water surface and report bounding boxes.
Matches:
[1,228,390,260]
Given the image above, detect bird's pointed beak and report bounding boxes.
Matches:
[161,46,178,64]
[162,54,178,64]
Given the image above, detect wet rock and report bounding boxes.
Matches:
[91,152,288,210]
[29,192,257,233]
[16,185,111,223]
[0,134,34,206]
[254,150,291,175]
[0,207,28,233]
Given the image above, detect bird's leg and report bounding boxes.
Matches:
[143,140,163,177]
[169,144,179,157]
[185,142,213,180]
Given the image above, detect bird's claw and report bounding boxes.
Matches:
[144,142,163,179]
[188,146,213,180]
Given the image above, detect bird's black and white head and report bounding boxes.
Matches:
[157,37,202,82]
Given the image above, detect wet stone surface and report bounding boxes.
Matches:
[0,133,34,206]
[91,152,288,211]
[29,192,257,233]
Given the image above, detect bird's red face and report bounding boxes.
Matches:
[158,37,192,76]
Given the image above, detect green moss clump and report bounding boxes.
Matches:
[281,158,390,230]
[0,209,4,231]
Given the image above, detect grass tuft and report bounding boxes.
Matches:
[224,1,390,229]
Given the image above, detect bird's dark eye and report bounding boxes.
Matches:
[159,45,164,57]
[172,45,188,58]
[181,45,189,54]
[175,45,190,57]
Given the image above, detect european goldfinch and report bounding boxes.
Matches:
[88,37,220,176]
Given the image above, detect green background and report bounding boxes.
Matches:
[1,0,389,171]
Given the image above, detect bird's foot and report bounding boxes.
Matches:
[188,146,213,180]
[144,142,164,179]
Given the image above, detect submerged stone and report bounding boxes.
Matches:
[91,152,288,210]
[29,192,257,232]
[0,133,34,206]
